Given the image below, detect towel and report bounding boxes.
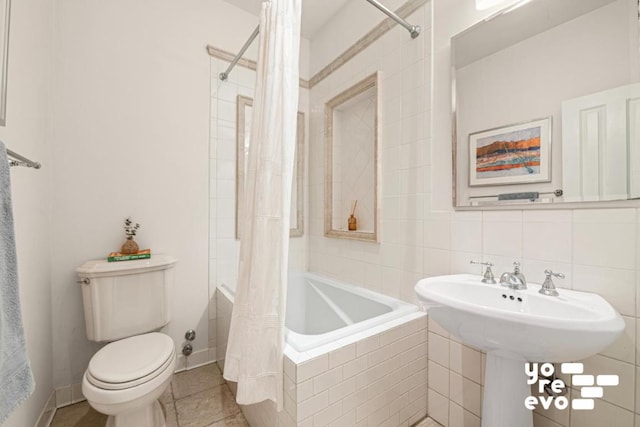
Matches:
[0,142,34,423]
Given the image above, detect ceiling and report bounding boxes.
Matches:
[223,0,351,38]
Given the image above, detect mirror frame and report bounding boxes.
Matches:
[324,72,380,242]
[236,95,305,239]
[451,0,640,209]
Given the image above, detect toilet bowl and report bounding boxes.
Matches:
[82,332,176,427]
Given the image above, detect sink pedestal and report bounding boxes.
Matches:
[482,352,533,427]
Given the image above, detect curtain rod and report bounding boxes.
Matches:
[7,148,41,169]
[364,0,421,38]
[218,0,421,82]
[219,25,260,82]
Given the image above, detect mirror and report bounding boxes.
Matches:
[452,0,640,207]
[236,95,305,238]
[324,72,380,242]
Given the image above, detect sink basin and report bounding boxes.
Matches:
[415,274,624,427]
[415,274,624,362]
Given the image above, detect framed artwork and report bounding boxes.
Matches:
[469,117,551,186]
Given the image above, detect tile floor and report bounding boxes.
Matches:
[50,361,440,427]
[50,363,248,427]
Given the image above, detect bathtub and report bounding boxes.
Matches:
[285,273,418,351]
[216,273,428,427]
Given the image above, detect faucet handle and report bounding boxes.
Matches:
[539,269,564,296]
[470,260,497,284]
[513,261,521,273]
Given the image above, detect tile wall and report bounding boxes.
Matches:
[426,208,640,427]
[308,3,432,305]
[306,0,640,426]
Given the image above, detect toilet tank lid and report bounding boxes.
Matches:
[76,254,177,277]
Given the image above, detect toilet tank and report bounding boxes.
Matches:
[76,254,177,342]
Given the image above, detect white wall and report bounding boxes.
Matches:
[1,0,54,424]
[49,0,260,390]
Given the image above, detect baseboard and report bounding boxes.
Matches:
[174,347,216,372]
[35,391,56,427]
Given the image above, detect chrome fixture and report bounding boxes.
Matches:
[539,270,564,297]
[7,148,41,169]
[219,25,260,82]
[470,260,496,284]
[364,0,421,39]
[500,261,527,290]
[184,329,196,341]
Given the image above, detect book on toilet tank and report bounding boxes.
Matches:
[107,249,151,262]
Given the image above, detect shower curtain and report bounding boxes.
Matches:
[223,0,301,410]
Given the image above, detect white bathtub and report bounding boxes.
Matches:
[216,272,427,426]
[217,272,418,352]
[284,273,418,351]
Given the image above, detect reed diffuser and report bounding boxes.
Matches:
[348,200,357,231]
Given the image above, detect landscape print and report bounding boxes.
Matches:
[469,118,550,186]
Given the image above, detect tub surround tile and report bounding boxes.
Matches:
[328,343,356,369]
[297,354,329,383]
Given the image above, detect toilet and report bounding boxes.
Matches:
[76,254,177,427]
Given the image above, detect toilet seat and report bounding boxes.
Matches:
[86,332,175,391]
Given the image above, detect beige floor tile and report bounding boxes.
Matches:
[175,384,240,427]
[50,401,107,427]
[172,364,226,400]
[207,412,249,427]
[49,363,243,427]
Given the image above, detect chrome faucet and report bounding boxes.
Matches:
[470,260,496,284]
[539,269,564,296]
[500,261,527,290]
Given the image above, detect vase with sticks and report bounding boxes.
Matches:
[121,217,141,254]
[348,200,357,231]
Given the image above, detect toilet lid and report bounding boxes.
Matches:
[87,332,175,390]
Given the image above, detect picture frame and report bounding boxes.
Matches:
[236,95,305,239]
[0,0,10,126]
[469,117,551,187]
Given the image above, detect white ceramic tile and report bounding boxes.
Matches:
[599,315,635,364]
[569,396,634,427]
[328,343,356,369]
[449,402,481,427]
[428,389,450,427]
[429,332,450,368]
[523,220,572,263]
[297,354,329,383]
[580,354,635,411]
[314,367,343,394]
[297,390,329,421]
[573,222,636,270]
[424,217,451,250]
[449,343,482,384]
[483,220,522,258]
[572,265,635,316]
[573,208,636,224]
[449,372,482,417]
[429,360,450,397]
[450,219,482,253]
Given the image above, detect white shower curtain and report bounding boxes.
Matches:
[223,0,301,410]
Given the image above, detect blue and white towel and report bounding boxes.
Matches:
[0,142,34,423]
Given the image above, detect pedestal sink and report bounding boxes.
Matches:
[415,274,624,427]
